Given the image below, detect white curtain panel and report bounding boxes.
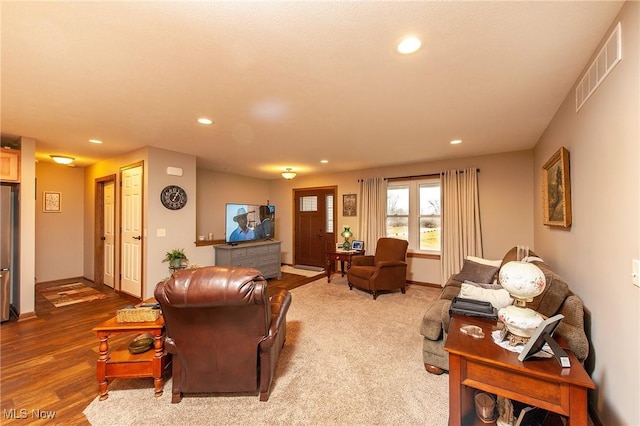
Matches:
[440,168,483,284]
[357,177,387,251]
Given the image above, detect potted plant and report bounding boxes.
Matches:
[163,248,188,269]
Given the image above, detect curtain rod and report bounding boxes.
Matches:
[384,168,480,182]
[357,168,479,182]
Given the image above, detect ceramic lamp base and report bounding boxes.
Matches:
[498,305,543,346]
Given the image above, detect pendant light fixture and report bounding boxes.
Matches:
[281,168,296,180]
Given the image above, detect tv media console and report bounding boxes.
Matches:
[213,240,282,279]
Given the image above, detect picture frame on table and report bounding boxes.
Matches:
[542,147,571,228]
[351,240,364,251]
[518,313,564,362]
[343,194,357,216]
[43,191,61,213]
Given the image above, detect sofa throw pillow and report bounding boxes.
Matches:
[466,256,501,283]
[460,283,514,310]
[452,260,500,284]
[464,280,503,290]
[466,256,502,268]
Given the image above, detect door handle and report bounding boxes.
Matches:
[318,229,324,237]
[101,236,106,241]
[132,235,142,240]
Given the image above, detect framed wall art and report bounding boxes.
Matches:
[343,194,357,216]
[542,147,571,228]
[43,191,61,213]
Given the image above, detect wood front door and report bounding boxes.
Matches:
[294,187,336,268]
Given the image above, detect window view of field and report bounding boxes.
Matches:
[387,182,441,252]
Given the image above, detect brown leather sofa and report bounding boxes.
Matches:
[347,237,409,299]
[154,265,291,402]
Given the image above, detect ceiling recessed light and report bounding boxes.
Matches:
[89,139,103,144]
[320,160,328,164]
[397,37,422,54]
[197,118,213,125]
[450,139,462,145]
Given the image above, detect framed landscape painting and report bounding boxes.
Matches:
[542,147,571,228]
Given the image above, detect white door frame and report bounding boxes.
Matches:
[94,174,117,288]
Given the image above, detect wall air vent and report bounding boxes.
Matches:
[576,22,622,112]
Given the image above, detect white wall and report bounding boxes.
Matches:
[18,137,36,317]
[35,162,84,282]
[533,2,639,424]
[266,150,534,285]
[189,170,271,268]
[83,147,197,300]
[145,147,196,299]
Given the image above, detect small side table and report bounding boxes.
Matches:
[445,315,595,425]
[325,250,364,283]
[92,304,171,400]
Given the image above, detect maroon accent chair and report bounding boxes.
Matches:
[347,238,409,299]
[154,266,291,403]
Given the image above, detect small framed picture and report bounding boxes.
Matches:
[343,194,357,216]
[351,240,364,251]
[518,314,564,362]
[43,191,61,212]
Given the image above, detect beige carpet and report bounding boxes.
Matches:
[38,282,106,307]
[83,275,448,425]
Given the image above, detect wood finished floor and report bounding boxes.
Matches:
[0,272,322,425]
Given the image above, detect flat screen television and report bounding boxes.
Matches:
[225,203,275,244]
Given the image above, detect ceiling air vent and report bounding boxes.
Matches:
[576,22,622,112]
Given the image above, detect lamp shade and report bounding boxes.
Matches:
[340,227,353,239]
[498,261,546,303]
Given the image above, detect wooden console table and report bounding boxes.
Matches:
[325,250,364,283]
[92,307,171,400]
[445,315,594,425]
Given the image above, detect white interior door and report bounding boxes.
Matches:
[121,165,143,298]
[102,181,115,288]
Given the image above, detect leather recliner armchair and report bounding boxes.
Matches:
[154,265,292,403]
[347,237,409,299]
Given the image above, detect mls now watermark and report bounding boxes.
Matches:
[4,408,56,420]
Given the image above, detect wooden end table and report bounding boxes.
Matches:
[445,315,595,425]
[92,305,171,400]
[325,249,364,283]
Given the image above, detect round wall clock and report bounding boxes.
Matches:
[160,185,187,210]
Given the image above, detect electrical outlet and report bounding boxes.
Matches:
[633,259,640,288]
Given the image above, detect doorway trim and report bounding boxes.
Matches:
[94,174,117,287]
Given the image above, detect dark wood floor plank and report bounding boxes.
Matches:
[0,272,320,424]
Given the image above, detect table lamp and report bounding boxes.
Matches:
[497,260,546,345]
[340,226,353,250]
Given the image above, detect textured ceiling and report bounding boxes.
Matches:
[1,1,624,178]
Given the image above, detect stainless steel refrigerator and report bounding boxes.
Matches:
[1,184,18,321]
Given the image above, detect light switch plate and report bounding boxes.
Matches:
[633,259,639,288]
[157,228,166,237]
